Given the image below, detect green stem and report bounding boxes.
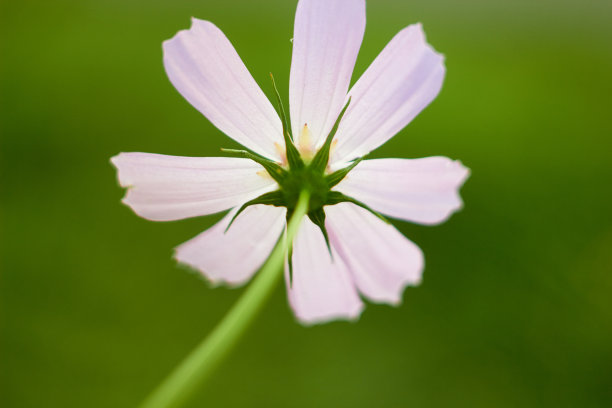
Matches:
[139,190,311,408]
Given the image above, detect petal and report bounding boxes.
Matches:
[326,203,424,304]
[175,205,286,286]
[331,24,445,164]
[286,217,364,325]
[111,153,277,221]
[335,157,469,225]
[289,0,366,149]
[163,18,283,160]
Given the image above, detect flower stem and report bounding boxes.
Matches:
[139,190,311,408]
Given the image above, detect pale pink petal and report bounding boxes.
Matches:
[286,217,364,325]
[175,205,286,286]
[335,157,469,225]
[331,24,445,164]
[111,153,277,221]
[326,203,424,304]
[289,0,365,148]
[163,18,283,160]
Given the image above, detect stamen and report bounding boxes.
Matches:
[330,139,338,155]
[298,124,314,160]
[328,139,339,170]
[274,142,288,167]
[256,170,272,179]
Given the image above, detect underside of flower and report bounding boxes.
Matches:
[112,0,470,325]
[224,74,386,251]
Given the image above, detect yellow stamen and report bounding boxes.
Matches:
[256,170,272,180]
[274,142,287,167]
[330,138,338,154]
[298,123,314,160]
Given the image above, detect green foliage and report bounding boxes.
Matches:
[2,1,612,408]
[309,98,351,174]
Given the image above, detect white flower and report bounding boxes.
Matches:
[111,0,469,325]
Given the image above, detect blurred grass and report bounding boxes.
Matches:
[1,0,611,407]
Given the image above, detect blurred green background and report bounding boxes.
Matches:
[2,0,611,406]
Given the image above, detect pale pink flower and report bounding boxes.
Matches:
[111,0,469,325]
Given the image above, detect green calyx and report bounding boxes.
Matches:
[224,74,388,251]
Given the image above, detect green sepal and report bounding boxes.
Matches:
[284,132,304,170]
[325,155,366,189]
[269,73,303,170]
[221,148,287,185]
[325,191,390,224]
[309,97,351,174]
[308,208,332,257]
[225,190,286,232]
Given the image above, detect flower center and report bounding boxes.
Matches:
[280,163,330,212]
[224,75,387,247]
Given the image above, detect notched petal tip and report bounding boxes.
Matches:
[162,17,211,49]
[295,302,365,327]
[111,154,148,218]
[109,153,121,167]
[173,248,247,288]
[363,250,424,306]
[442,158,471,217]
[110,152,135,188]
[401,248,425,290]
[109,152,125,166]
[454,160,471,184]
[408,22,446,62]
[416,159,470,226]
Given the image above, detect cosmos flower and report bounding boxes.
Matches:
[111,0,469,325]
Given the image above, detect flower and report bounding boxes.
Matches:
[111,0,469,325]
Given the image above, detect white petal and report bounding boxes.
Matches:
[163,18,283,160]
[175,205,286,286]
[326,203,424,304]
[331,24,445,164]
[286,217,364,325]
[335,157,469,225]
[289,0,365,149]
[111,153,277,221]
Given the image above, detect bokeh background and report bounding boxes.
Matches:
[2,0,611,406]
